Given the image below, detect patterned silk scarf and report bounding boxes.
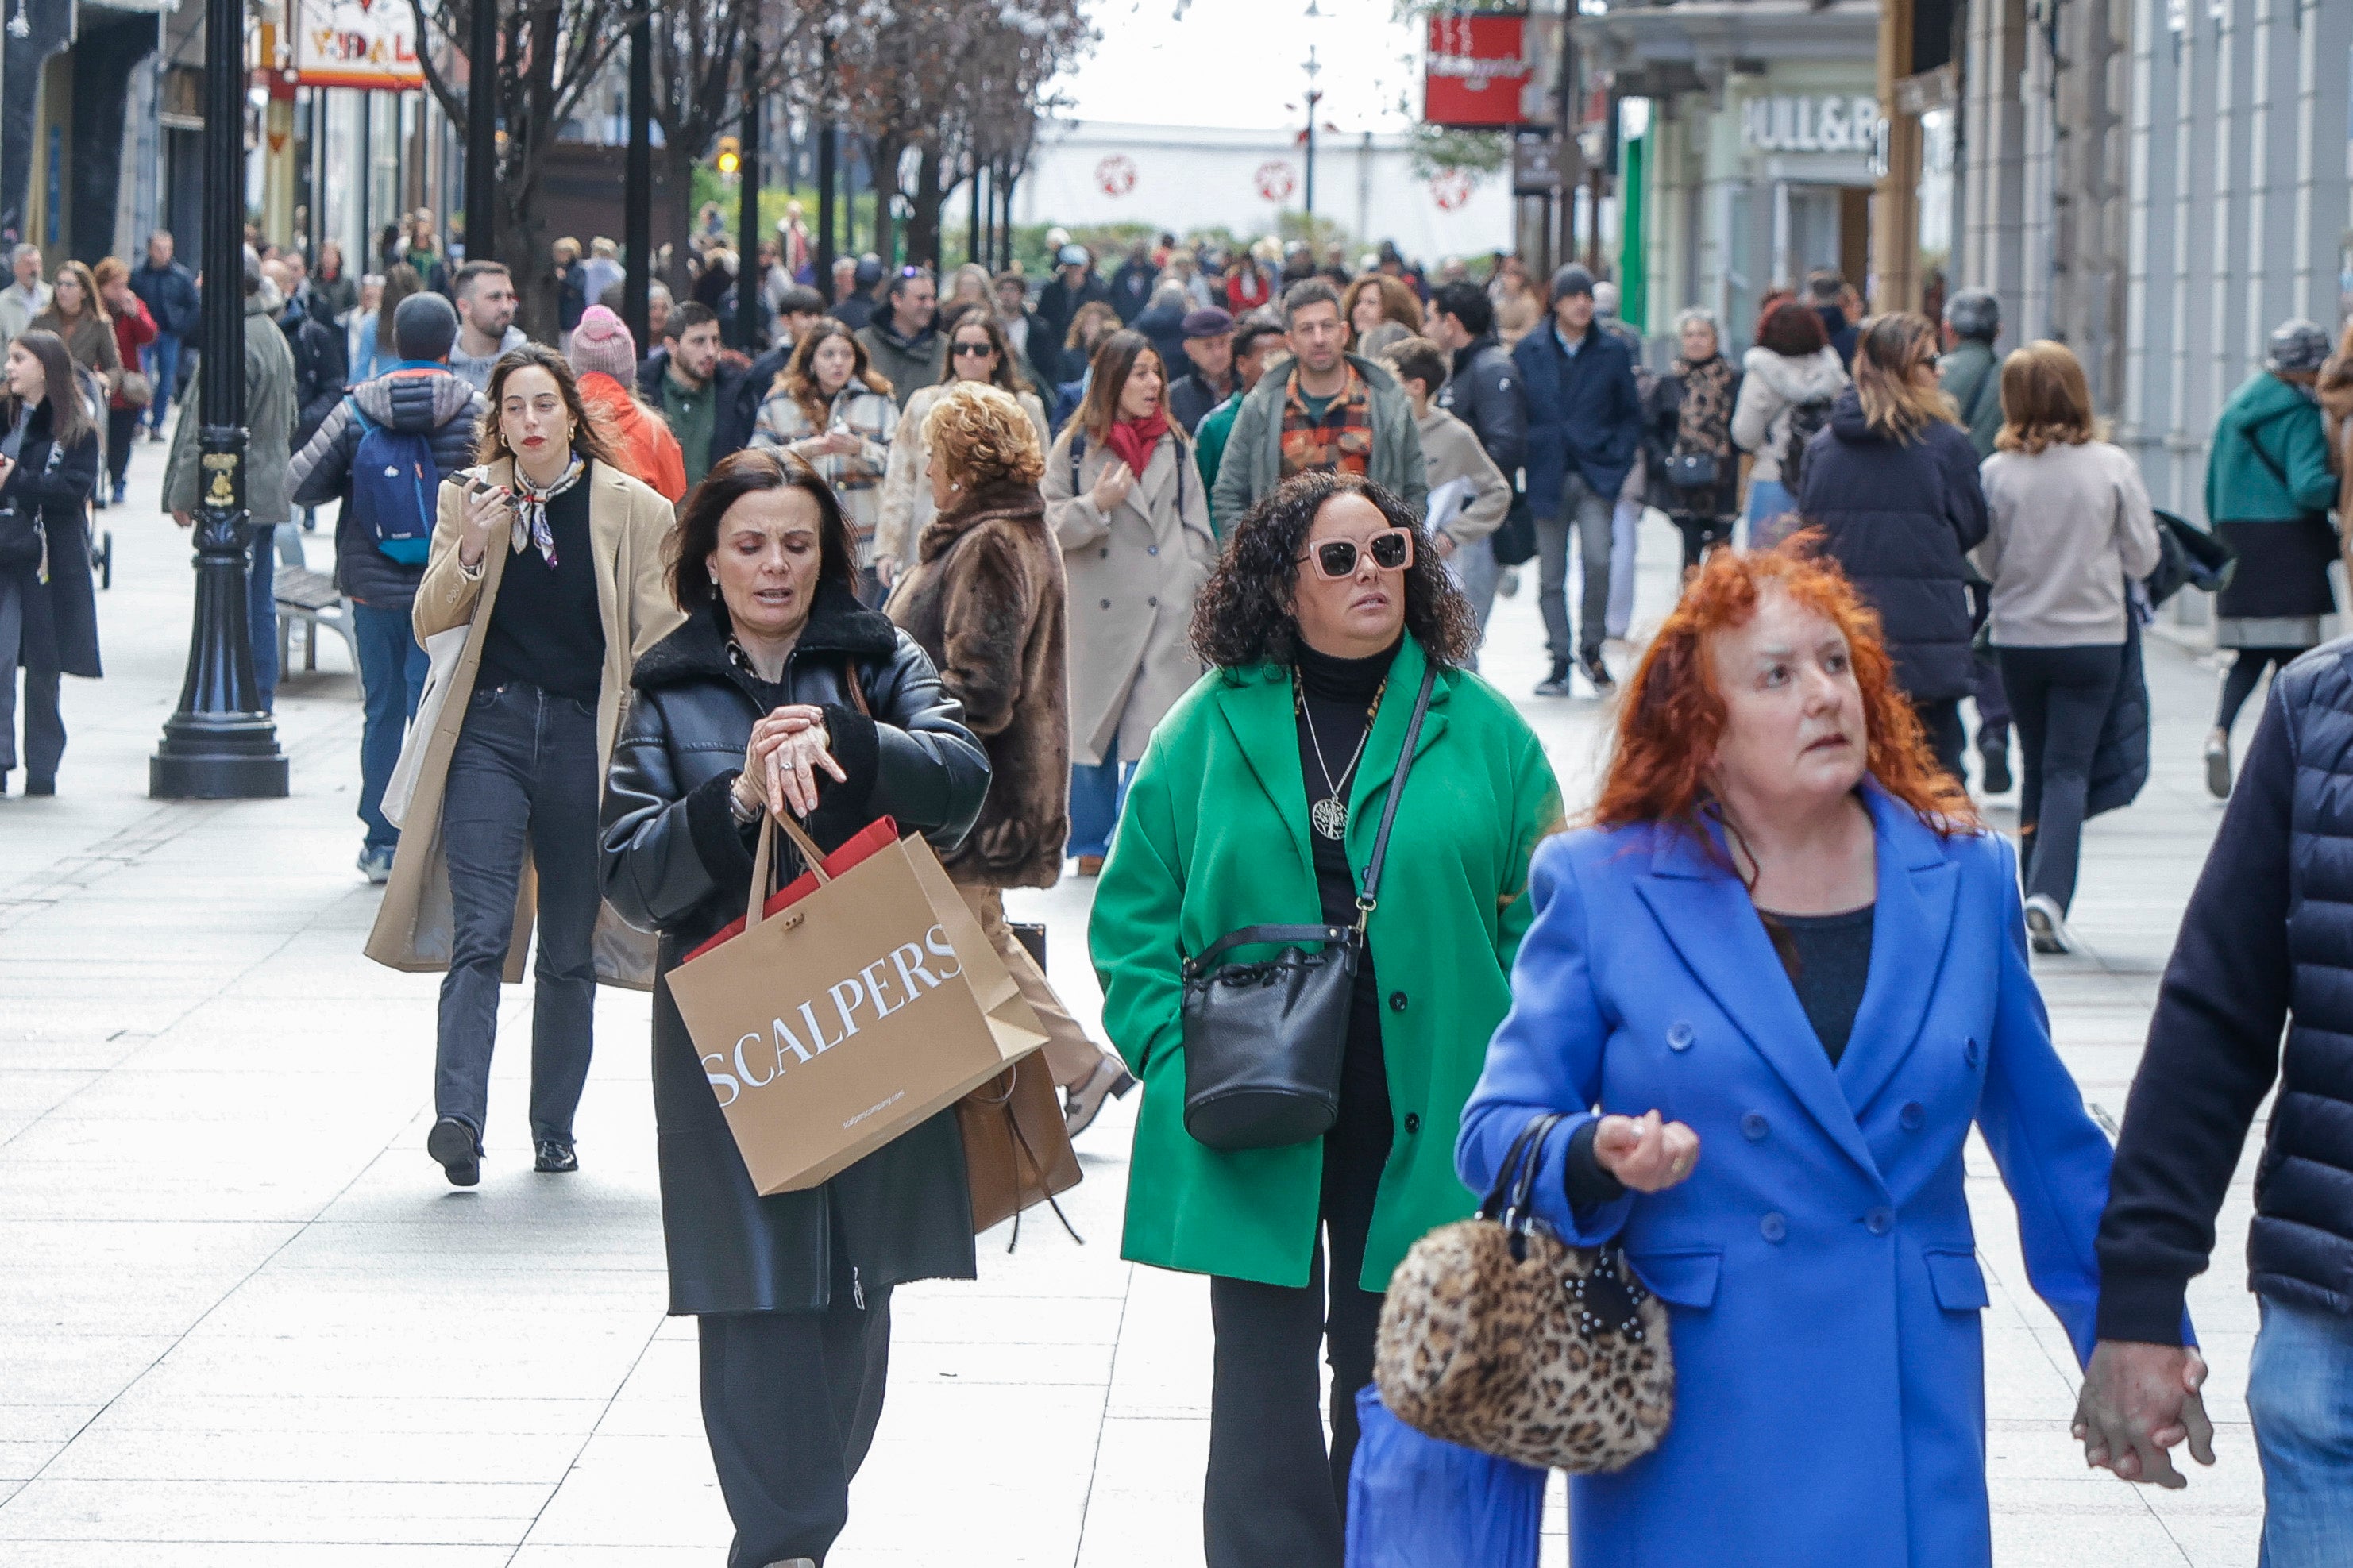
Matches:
[509,454,588,567]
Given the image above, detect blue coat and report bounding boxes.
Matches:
[1457,788,2121,1568]
[1511,321,1643,517]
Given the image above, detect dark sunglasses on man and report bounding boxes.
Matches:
[1298,528,1414,580]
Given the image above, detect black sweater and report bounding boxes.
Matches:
[477,479,603,699]
[2095,677,2299,1343]
[1295,639,1396,1150]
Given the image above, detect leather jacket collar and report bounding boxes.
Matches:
[631,579,897,694]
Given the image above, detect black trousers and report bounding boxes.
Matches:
[434,680,602,1145]
[1997,644,2123,915]
[700,1264,894,1568]
[1966,580,2012,745]
[105,406,140,492]
[1205,1076,1392,1568]
[2219,646,2299,732]
[1670,510,1734,572]
[1914,697,1969,783]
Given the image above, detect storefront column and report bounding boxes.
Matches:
[1870,0,1921,310]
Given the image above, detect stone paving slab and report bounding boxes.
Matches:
[0,424,2271,1564]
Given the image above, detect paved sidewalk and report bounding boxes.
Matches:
[0,423,2270,1564]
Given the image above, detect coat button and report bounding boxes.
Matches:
[1388,990,1407,1012]
[1963,1038,1981,1069]
[1100,599,1111,610]
[1666,1020,1695,1051]
[1148,596,1158,607]
[1900,1102,1926,1131]
[1742,1111,1769,1141]
[1760,1212,1788,1242]
[1148,544,1159,555]
[1865,1208,1894,1235]
[1099,547,1109,559]
[1403,1112,1421,1135]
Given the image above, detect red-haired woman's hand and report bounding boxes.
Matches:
[1593,1110,1700,1194]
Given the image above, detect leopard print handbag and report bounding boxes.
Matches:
[1375,1112,1675,1473]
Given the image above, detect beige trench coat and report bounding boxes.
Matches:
[1040,425,1217,767]
[365,456,687,988]
[872,381,1051,568]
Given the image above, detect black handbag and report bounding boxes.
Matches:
[1178,665,1438,1152]
[1662,451,1718,491]
[0,418,39,571]
[1489,491,1537,567]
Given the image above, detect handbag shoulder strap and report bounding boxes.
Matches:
[1356,662,1440,921]
[1182,922,1355,979]
[1477,1110,1567,1223]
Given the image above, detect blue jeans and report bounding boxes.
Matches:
[1605,492,1642,640]
[245,526,277,711]
[354,601,430,852]
[2248,1293,2353,1568]
[435,680,603,1144]
[1447,538,1500,669]
[141,336,183,433]
[1067,748,1136,861]
[1743,477,1797,547]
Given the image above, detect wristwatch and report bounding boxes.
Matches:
[728,779,762,824]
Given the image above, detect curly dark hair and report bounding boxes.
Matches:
[1189,471,1479,670]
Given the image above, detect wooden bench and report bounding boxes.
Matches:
[274,565,357,674]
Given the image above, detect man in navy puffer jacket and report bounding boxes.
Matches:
[289,292,487,884]
[2081,644,2353,1559]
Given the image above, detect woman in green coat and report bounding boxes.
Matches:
[1090,470,1560,1568]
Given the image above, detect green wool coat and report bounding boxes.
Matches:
[1088,634,1562,1291]
[2206,371,2338,523]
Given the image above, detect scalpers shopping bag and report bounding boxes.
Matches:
[665,811,1048,1195]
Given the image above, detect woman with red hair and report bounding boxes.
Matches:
[1456,543,2185,1567]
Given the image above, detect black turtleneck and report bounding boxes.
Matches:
[1293,634,1400,1170]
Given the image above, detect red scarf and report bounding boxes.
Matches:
[1105,408,1169,479]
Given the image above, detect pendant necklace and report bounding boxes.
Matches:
[1296,670,1388,842]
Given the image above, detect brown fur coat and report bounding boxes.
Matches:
[885,477,1071,888]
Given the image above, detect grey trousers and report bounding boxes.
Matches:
[1535,472,1613,663]
[0,574,64,779]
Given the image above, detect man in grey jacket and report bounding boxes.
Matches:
[163,248,298,713]
[1209,278,1428,534]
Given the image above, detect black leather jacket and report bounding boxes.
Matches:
[600,584,990,1314]
[1437,331,1526,477]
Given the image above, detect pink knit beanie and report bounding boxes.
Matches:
[569,306,638,382]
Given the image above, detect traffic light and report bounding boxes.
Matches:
[715,137,741,177]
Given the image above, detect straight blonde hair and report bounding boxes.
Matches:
[1994,339,2107,454]
[1852,313,1957,445]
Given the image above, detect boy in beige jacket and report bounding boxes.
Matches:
[1383,337,1511,626]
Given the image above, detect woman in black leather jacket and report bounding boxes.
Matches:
[600,447,989,1568]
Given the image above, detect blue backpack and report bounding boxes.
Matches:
[347,397,438,564]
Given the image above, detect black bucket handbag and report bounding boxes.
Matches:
[1177,665,1437,1152]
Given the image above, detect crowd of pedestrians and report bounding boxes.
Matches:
[18,205,2353,1568]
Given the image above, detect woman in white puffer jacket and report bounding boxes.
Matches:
[1730,298,1849,543]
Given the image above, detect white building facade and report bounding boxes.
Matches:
[1017,119,1515,262]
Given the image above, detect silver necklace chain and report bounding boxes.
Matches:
[1297,672,1387,841]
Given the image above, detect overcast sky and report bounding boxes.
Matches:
[1057,0,1425,133]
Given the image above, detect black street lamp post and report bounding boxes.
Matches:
[735,43,761,349]
[149,0,288,799]
[623,15,651,347]
[466,0,497,261]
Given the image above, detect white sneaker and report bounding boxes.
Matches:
[2022,894,2074,955]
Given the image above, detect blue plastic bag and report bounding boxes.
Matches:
[1345,1384,1545,1568]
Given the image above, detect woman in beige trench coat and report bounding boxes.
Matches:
[1041,329,1217,879]
[366,344,683,1186]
